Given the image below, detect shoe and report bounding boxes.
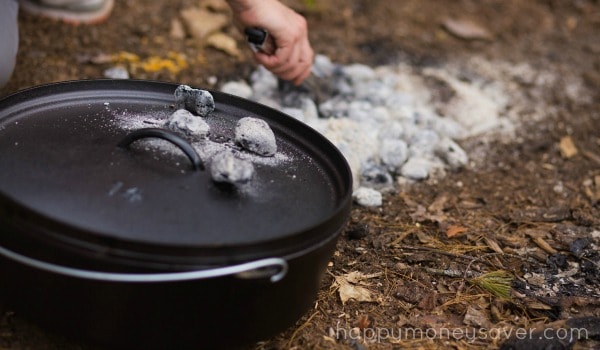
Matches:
[19,0,114,25]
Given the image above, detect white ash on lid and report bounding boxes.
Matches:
[174,85,215,117]
[210,149,255,185]
[164,109,210,141]
[234,117,277,157]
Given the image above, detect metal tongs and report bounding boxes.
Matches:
[244,28,327,104]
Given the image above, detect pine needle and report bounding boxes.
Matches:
[469,270,513,299]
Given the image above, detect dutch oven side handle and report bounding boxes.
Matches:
[118,128,204,171]
[0,245,287,283]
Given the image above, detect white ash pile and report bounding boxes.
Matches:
[221,55,527,206]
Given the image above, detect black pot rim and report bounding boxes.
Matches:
[0,79,353,270]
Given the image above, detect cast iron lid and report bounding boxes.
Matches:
[0,80,352,269]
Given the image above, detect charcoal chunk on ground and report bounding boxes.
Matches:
[210,150,255,185]
[234,117,277,156]
[165,109,210,140]
[174,85,215,117]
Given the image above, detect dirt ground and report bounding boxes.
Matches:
[1,0,600,349]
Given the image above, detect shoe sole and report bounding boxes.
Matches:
[19,0,115,25]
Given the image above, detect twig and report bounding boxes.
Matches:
[400,245,480,262]
[423,267,477,278]
[286,311,319,348]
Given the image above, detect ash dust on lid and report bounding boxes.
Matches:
[0,80,351,254]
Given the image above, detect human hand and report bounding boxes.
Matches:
[226,0,314,85]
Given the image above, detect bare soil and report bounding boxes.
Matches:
[1,0,600,349]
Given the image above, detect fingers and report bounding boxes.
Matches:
[254,29,314,85]
[227,0,314,84]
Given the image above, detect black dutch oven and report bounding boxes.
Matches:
[0,80,352,349]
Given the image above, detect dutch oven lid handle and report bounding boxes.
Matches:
[118,128,204,171]
[0,246,288,283]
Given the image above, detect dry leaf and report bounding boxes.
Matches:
[559,136,578,158]
[442,18,493,41]
[428,193,450,213]
[416,230,434,244]
[411,205,448,223]
[463,305,492,328]
[484,236,504,254]
[446,225,468,238]
[523,229,558,254]
[336,281,373,305]
[531,236,558,255]
[333,271,380,305]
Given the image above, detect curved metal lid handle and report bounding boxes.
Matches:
[0,245,288,283]
[118,128,204,171]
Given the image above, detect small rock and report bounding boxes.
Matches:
[361,164,394,191]
[380,139,409,171]
[342,63,376,86]
[103,66,129,79]
[356,81,394,104]
[409,129,440,156]
[280,90,310,109]
[220,81,253,99]
[235,117,277,156]
[431,116,466,139]
[353,187,383,207]
[312,54,336,78]
[570,237,591,258]
[281,107,305,122]
[319,96,350,119]
[250,66,278,97]
[435,137,469,169]
[174,85,215,117]
[300,96,319,123]
[400,157,432,180]
[378,121,404,140]
[347,223,370,240]
[207,76,218,86]
[347,101,374,122]
[442,18,493,41]
[165,109,210,140]
[210,150,254,185]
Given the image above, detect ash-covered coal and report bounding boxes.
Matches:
[210,149,255,185]
[174,84,215,117]
[234,117,277,157]
[113,85,287,191]
[221,54,560,205]
[165,109,210,141]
